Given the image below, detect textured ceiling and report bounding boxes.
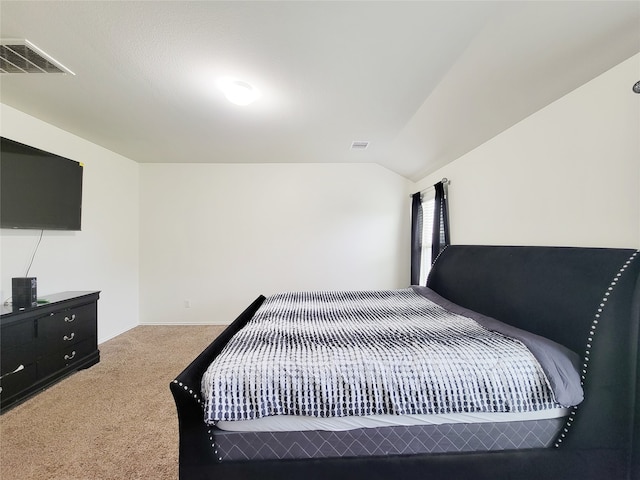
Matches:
[1,1,638,180]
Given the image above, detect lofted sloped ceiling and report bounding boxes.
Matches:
[0,1,638,181]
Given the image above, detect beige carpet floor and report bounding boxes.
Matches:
[1,325,225,480]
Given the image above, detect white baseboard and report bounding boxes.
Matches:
[98,324,137,345]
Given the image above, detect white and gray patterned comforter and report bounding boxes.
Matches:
[202,288,580,424]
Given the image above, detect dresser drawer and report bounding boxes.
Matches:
[37,337,96,380]
[1,320,35,350]
[0,362,37,402]
[36,304,96,354]
[1,346,36,377]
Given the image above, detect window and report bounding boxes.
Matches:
[419,196,435,285]
[410,180,450,285]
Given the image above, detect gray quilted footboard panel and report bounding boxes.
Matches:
[213,418,565,461]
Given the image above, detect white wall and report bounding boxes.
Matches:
[7,53,636,336]
[413,53,640,249]
[139,163,410,324]
[0,104,140,343]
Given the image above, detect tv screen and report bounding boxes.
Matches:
[1,137,83,231]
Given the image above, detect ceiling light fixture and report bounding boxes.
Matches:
[218,78,261,106]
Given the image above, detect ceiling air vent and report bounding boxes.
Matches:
[351,141,369,150]
[0,39,74,74]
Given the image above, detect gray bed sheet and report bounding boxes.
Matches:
[412,286,583,407]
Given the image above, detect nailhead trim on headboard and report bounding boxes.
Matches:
[173,379,223,461]
[425,244,449,286]
[172,379,202,405]
[207,428,223,462]
[554,250,639,448]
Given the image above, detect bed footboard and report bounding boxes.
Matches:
[170,295,265,476]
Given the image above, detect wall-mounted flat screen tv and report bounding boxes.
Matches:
[1,137,83,230]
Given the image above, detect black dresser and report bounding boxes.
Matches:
[0,291,100,413]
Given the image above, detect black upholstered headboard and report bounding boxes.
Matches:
[427,245,640,459]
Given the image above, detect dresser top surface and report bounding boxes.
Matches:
[1,291,100,319]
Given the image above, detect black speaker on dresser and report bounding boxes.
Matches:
[12,277,37,308]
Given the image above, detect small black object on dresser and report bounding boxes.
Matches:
[11,277,38,308]
[0,291,100,413]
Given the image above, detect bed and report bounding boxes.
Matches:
[171,245,640,480]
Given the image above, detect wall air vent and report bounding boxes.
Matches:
[351,141,369,150]
[0,39,74,74]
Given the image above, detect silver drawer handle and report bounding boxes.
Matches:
[64,351,76,361]
[63,333,75,341]
[0,364,25,380]
[64,314,76,323]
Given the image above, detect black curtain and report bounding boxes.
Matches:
[431,181,450,263]
[410,192,423,285]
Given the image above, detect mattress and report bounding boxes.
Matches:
[211,416,567,461]
[215,407,569,432]
[212,407,569,460]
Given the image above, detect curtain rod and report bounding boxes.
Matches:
[409,178,449,198]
